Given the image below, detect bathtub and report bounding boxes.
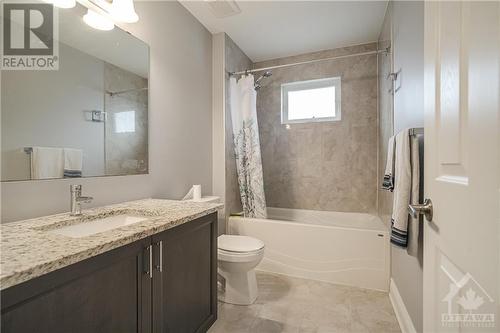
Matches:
[228,207,390,291]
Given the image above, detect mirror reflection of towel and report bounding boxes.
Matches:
[63,148,82,178]
[31,147,64,179]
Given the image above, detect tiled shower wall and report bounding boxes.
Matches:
[104,63,148,175]
[377,8,394,225]
[254,43,379,213]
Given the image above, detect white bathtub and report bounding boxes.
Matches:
[228,207,390,291]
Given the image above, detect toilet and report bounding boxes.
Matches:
[217,234,265,305]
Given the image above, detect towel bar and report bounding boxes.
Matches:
[409,127,424,136]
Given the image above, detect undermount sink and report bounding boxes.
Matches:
[49,214,148,238]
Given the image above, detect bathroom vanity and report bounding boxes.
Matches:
[0,199,221,333]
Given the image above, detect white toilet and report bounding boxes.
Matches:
[217,234,265,305]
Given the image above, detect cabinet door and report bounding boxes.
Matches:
[152,213,217,333]
[1,238,152,333]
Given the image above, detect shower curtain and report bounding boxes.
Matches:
[229,75,267,218]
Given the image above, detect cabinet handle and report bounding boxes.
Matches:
[149,245,153,278]
[157,241,163,272]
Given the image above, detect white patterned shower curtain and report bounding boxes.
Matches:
[229,75,267,218]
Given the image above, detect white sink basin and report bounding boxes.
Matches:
[49,214,148,238]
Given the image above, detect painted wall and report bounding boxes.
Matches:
[212,33,226,235]
[254,43,379,213]
[1,1,213,222]
[379,2,424,332]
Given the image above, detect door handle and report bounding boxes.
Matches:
[408,198,433,221]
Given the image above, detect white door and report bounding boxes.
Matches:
[423,1,499,332]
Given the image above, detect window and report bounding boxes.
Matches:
[281,77,341,124]
[114,111,136,133]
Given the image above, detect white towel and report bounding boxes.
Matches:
[382,135,396,191]
[30,147,64,179]
[63,148,83,178]
[390,129,412,247]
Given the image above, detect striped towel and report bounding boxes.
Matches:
[63,148,82,178]
[382,135,396,191]
[390,129,419,248]
[63,170,82,178]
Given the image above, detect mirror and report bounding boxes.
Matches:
[1,3,149,181]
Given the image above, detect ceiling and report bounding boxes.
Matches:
[180,1,388,62]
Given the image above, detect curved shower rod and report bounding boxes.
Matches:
[228,46,391,76]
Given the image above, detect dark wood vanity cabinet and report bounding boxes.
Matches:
[152,213,217,333]
[1,213,218,333]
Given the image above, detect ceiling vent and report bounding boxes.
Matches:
[205,0,241,18]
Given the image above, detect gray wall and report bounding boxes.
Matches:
[1,1,213,222]
[254,44,379,213]
[379,2,424,332]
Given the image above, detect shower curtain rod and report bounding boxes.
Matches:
[229,47,390,76]
[106,87,148,97]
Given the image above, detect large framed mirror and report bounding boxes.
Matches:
[1,2,149,181]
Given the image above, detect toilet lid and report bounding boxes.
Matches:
[218,235,264,253]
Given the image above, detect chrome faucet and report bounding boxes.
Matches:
[70,185,93,216]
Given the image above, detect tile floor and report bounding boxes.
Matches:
[208,272,401,333]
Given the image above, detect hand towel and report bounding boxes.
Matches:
[382,135,396,191]
[390,129,412,247]
[31,147,64,179]
[407,135,420,256]
[63,148,83,178]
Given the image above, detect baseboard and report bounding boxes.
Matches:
[389,278,417,333]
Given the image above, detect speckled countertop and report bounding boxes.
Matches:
[0,199,223,290]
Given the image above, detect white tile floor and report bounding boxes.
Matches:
[209,272,401,333]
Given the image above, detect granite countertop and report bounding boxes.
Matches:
[0,199,223,290]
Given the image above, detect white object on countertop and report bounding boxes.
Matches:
[193,184,202,201]
[184,196,220,203]
[182,185,204,201]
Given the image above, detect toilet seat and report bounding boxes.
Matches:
[218,247,264,263]
[218,235,264,253]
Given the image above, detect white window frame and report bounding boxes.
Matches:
[281,77,341,124]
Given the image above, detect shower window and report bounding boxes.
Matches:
[281,77,341,124]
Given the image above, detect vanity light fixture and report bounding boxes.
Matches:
[110,0,139,23]
[83,8,115,31]
[51,0,139,31]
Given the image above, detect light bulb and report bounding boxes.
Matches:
[111,0,139,23]
[83,9,114,31]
